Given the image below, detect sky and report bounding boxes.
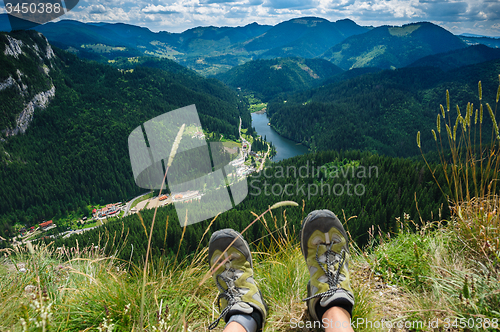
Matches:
[1,0,500,36]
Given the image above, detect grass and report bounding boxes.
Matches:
[0,208,380,332]
[130,192,154,210]
[222,141,241,149]
[418,79,500,267]
[2,204,499,331]
[250,103,267,113]
[244,93,267,113]
[365,215,500,330]
[407,78,500,329]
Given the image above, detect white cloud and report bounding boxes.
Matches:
[44,0,500,36]
[142,4,180,14]
[88,4,107,14]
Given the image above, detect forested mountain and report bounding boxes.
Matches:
[459,35,500,49]
[216,57,343,101]
[49,150,448,263]
[321,67,383,86]
[266,59,500,157]
[321,22,467,70]
[0,30,249,231]
[246,17,369,58]
[407,44,500,71]
[32,18,272,56]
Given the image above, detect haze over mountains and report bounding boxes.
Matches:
[2,14,499,76]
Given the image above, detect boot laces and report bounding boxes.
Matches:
[209,263,242,330]
[303,241,347,302]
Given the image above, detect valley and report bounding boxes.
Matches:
[0,15,499,331]
[1,17,500,247]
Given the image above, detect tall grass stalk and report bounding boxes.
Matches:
[418,78,500,267]
[140,124,185,329]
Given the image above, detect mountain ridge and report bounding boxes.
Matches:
[321,22,467,70]
[406,44,500,71]
[215,57,343,101]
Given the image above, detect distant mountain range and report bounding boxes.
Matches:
[459,35,500,49]
[407,44,500,71]
[321,22,467,70]
[1,14,499,76]
[243,17,369,59]
[460,33,500,39]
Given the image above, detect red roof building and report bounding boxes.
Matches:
[39,220,53,228]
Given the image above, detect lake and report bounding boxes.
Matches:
[251,112,309,162]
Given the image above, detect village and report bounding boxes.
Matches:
[6,121,270,247]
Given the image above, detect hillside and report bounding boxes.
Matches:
[266,59,500,157]
[0,16,370,76]
[0,30,249,229]
[321,22,467,70]
[459,34,500,48]
[407,44,500,71]
[2,209,498,331]
[216,57,343,101]
[247,17,369,58]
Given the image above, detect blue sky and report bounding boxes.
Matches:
[1,0,500,36]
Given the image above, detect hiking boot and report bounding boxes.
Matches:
[300,210,355,321]
[208,229,267,331]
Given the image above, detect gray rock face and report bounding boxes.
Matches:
[4,35,23,58]
[4,85,56,136]
[1,32,58,136]
[0,76,15,91]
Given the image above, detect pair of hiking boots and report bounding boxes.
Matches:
[208,210,355,331]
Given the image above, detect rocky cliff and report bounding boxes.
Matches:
[0,31,57,136]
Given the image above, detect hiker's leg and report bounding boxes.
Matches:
[208,229,267,332]
[322,307,354,332]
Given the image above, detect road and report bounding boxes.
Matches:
[123,191,152,217]
[239,117,251,159]
[62,225,101,239]
[257,142,271,172]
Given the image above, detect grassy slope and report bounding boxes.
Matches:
[1,209,498,331]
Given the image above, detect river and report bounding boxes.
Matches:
[251,112,309,162]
